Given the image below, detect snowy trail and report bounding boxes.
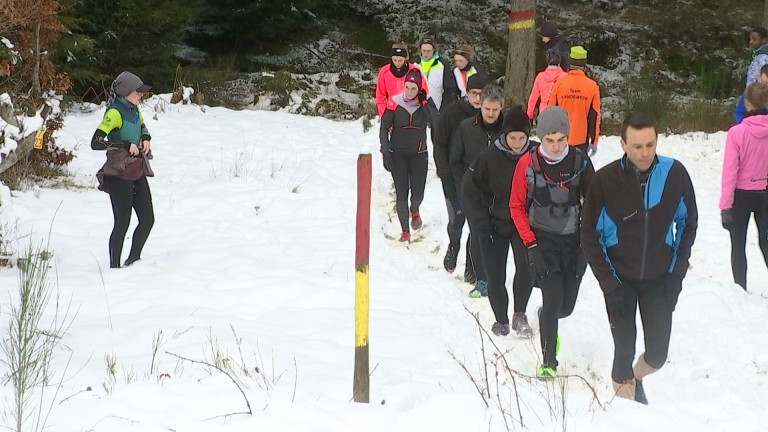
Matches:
[372,126,768,428]
[0,98,766,430]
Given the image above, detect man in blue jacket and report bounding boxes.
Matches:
[581,112,698,404]
[735,27,768,123]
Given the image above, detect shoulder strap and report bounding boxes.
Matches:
[570,148,584,188]
[529,146,541,173]
[525,147,539,211]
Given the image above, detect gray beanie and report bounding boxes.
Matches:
[113,71,151,97]
[537,106,570,138]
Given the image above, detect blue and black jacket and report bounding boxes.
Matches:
[580,155,698,294]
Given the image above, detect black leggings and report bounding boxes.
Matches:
[536,231,585,368]
[103,175,155,268]
[440,174,473,274]
[440,174,465,248]
[727,189,768,289]
[479,229,533,324]
[608,276,672,382]
[390,152,428,232]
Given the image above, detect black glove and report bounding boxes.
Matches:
[572,248,588,280]
[721,209,735,230]
[382,152,392,172]
[526,241,549,280]
[417,89,428,106]
[664,273,684,311]
[603,280,633,321]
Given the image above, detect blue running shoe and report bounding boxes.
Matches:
[468,280,488,298]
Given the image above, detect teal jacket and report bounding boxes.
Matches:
[95,96,150,145]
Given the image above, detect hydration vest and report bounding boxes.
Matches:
[526,146,587,218]
[106,98,142,145]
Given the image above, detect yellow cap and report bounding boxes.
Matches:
[570,46,588,60]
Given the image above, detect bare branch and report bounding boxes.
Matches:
[448,351,489,408]
[165,351,252,417]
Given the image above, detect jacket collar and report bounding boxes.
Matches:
[494,136,532,159]
[475,112,503,131]
[621,154,659,174]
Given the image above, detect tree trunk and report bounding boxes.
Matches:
[504,1,536,108]
[31,22,41,97]
[764,0,768,30]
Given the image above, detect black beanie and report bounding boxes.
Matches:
[502,106,531,137]
[466,73,488,91]
[540,21,559,38]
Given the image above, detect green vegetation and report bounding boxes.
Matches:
[57,0,202,99]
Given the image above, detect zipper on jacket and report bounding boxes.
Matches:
[639,169,653,279]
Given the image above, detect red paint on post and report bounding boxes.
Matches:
[355,154,372,268]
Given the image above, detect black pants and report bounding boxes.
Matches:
[536,231,586,368]
[608,276,673,382]
[441,174,465,247]
[479,228,533,324]
[467,231,486,281]
[440,174,473,273]
[390,152,428,232]
[103,175,155,268]
[728,189,768,289]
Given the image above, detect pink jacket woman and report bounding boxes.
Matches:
[719,83,768,291]
[719,113,768,210]
[527,65,567,119]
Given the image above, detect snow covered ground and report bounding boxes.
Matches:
[0,96,767,431]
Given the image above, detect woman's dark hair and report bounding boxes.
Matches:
[620,112,657,141]
[545,50,561,66]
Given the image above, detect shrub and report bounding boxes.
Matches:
[1,241,73,432]
[0,113,74,190]
[617,75,673,132]
[667,98,733,133]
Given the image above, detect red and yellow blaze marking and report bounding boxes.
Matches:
[509,9,535,30]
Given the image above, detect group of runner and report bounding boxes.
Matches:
[375,23,698,404]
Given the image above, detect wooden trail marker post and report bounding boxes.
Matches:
[353,153,371,403]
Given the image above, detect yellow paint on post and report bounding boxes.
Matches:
[355,265,369,347]
[508,19,535,30]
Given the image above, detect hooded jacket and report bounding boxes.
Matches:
[720,113,768,209]
[527,66,567,118]
[379,93,439,154]
[462,136,538,237]
[545,35,570,71]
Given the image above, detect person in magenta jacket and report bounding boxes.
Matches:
[527,51,567,120]
[375,42,426,117]
[720,82,768,290]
